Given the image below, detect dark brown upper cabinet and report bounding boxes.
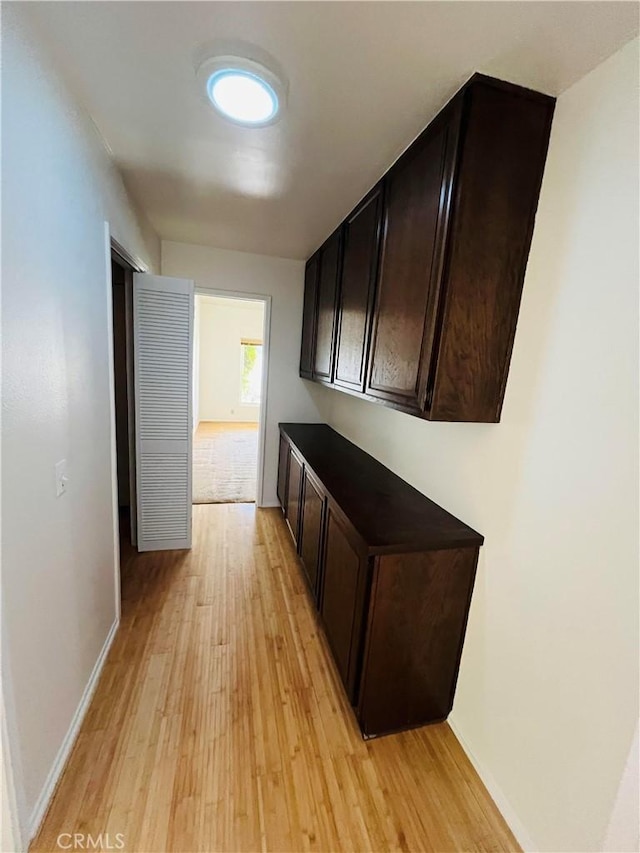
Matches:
[299,252,319,379]
[334,185,383,393]
[428,80,553,421]
[313,229,342,383]
[299,74,555,422]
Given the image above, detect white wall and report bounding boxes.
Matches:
[312,38,639,853]
[197,297,264,424]
[1,5,159,846]
[162,242,322,505]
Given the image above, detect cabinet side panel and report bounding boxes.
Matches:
[358,547,478,737]
[430,83,554,422]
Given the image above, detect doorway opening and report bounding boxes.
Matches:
[110,244,139,555]
[193,293,267,505]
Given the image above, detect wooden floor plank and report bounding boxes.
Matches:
[30,504,519,853]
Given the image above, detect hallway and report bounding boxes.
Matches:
[30,505,518,853]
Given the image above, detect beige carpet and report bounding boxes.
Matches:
[192,422,258,504]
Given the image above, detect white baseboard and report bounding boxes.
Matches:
[448,718,536,852]
[28,618,119,841]
[258,501,281,509]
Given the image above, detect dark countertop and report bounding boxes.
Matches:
[280,423,483,555]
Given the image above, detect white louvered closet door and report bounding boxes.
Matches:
[133,273,194,551]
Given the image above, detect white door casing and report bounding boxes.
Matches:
[133,273,194,551]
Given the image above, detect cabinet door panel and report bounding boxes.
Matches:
[313,231,341,382]
[299,471,325,603]
[320,509,367,702]
[299,254,319,379]
[277,434,289,512]
[366,112,458,410]
[285,449,303,548]
[335,187,382,392]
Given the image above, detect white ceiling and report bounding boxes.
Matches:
[25,1,638,260]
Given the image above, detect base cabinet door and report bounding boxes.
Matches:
[277,434,289,512]
[299,470,325,603]
[320,508,368,703]
[285,448,303,548]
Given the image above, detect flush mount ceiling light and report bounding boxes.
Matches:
[197,55,286,127]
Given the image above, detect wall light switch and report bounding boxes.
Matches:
[55,459,68,497]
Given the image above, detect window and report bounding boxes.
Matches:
[240,340,263,405]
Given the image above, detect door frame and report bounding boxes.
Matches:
[194,287,272,507]
[104,224,148,616]
[111,240,144,549]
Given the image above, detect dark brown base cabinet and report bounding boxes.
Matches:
[277,423,483,738]
[300,74,555,423]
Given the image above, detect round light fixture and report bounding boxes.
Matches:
[208,69,278,124]
[197,55,285,127]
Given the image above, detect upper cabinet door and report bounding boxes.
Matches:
[299,253,319,379]
[334,186,383,392]
[365,107,460,411]
[313,230,342,382]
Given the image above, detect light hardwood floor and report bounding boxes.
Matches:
[31,505,519,853]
